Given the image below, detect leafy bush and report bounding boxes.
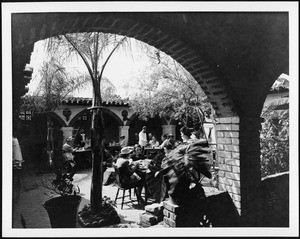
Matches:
[42,168,80,197]
[260,109,289,177]
[78,197,120,227]
[160,141,212,205]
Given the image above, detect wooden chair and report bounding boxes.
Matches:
[113,166,141,209]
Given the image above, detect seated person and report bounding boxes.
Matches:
[150,141,173,174]
[130,144,146,161]
[74,129,86,148]
[163,141,173,158]
[144,142,174,203]
[167,134,176,149]
[84,137,91,149]
[102,139,114,169]
[159,134,169,149]
[180,126,194,145]
[149,135,160,148]
[115,147,145,203]
[102,139,115,185]
[62,137,76,177]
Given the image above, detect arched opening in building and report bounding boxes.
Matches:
[128,115,164,145]
[258,73,289,227]
[18,113,64,170]
[71,109,122,144]
[260,73,289,179]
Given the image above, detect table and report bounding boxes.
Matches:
[73,149,92,169]
[132,159,151,173]
[143,148,163,158]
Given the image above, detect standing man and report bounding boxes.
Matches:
[138,126,148,150]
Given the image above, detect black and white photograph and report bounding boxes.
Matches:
[2,1,299,237]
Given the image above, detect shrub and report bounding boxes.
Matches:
[260,109,289,177]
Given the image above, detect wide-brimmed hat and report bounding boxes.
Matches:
[120,147,133,155]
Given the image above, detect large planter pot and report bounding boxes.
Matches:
[43,195,82,228]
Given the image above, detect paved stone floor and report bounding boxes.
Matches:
[12,167,153,228]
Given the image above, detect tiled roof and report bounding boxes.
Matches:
[61,97,129,106]
[270,86,289,94]
[270,76,289,94]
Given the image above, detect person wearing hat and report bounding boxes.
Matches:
[131,144,146,161]
[138,126,148,148]
[115,147,145,204]
[118,134,127,148]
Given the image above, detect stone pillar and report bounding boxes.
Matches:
[119,125,130,146]
[61,127,74,143]
[215,116,262,226]
[161,125,176,139]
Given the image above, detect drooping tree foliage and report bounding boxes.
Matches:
[127,47,212,127]
[21,57,88,114]
[26,32,130,213]
[21,56,89,166]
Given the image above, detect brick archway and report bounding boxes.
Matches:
[11,12,289,227]
[12,12,236,117]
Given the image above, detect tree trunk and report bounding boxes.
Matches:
[46,115,53,166]
[90,107,104,213]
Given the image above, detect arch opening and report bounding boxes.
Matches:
[13,12,237,118]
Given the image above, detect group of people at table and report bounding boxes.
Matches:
[62,125,207,205]
[104,125,207,205]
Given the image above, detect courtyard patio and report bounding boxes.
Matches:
[12,165,224,229]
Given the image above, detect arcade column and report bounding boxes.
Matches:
[119,126,130,146]
[61,127,74,142]
[161,125,176,139]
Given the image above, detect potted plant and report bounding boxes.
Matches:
[42,168,82,228]
[146,141,213,227]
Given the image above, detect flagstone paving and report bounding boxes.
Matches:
[12,168,151,228]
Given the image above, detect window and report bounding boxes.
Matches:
[19,111,31,121]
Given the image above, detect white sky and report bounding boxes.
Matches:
[28,38,153,98]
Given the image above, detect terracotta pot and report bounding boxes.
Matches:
[43,195,82,228]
